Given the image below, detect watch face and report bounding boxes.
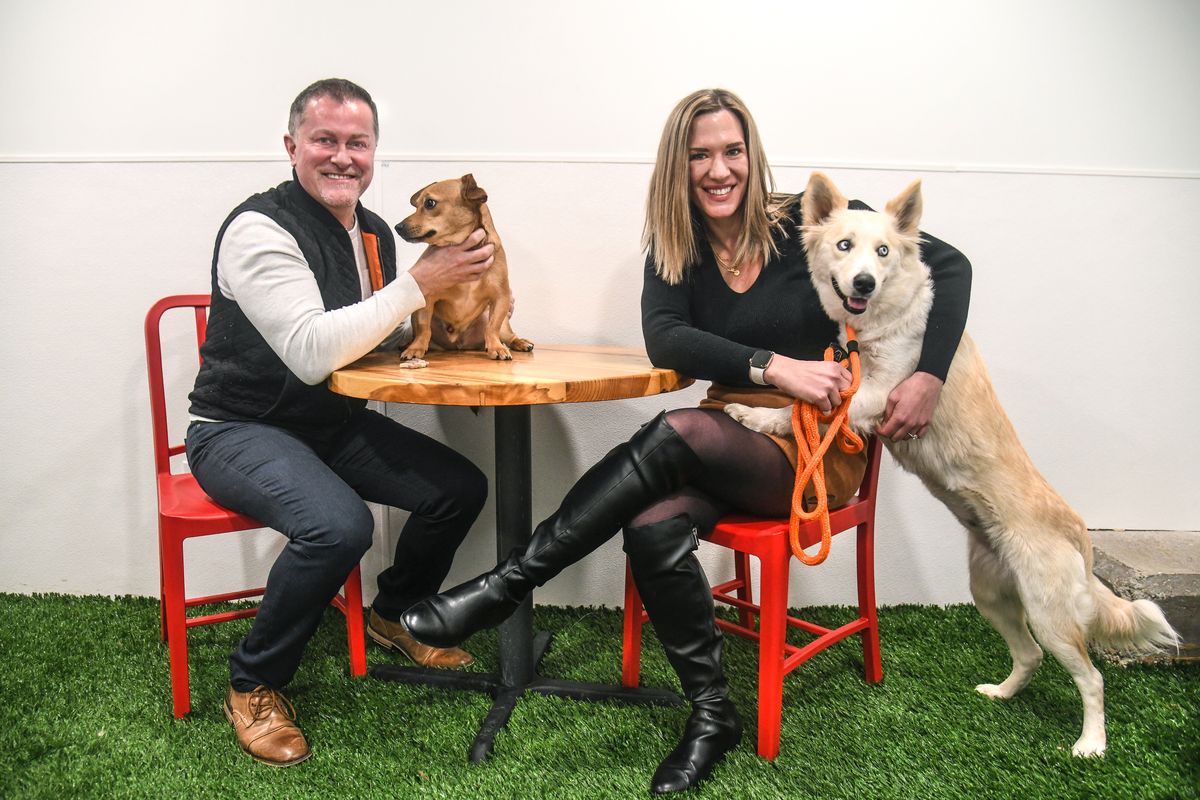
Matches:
[751,350,772,369]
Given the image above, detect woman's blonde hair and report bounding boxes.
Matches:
[643,88,783,285]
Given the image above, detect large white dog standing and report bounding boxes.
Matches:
[725,172,1177,757]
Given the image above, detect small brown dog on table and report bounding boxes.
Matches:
[395,174,532,365]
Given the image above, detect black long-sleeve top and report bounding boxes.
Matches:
[641,198,971,385]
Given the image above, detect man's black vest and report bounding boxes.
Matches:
[189,178,397,435]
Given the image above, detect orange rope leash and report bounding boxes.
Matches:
[788,325,864,565]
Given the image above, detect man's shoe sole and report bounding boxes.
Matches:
[366,623,412,658]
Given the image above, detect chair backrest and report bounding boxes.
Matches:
[858,435,883,503]
[145,294,211,478]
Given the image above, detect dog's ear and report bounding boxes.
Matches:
[885,179,923,236]
[802,172,847,228]
[460,173,488,205]
[409,182,434,208]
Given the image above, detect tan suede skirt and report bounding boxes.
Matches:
[700,383,867,510]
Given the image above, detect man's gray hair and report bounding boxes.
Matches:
[288,78,379,139]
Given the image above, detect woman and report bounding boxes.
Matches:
[403,89,971,794]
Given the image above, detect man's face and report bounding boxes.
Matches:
[284,95,376,227]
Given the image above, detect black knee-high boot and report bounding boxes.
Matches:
[402,412,701,648]
[625,515,742,796]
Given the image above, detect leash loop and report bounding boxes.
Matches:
[788,325,864,565]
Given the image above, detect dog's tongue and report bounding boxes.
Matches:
[847,297,869,312]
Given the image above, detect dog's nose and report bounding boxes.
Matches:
[853,274,876,296]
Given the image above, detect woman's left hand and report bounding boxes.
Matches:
[876,372,943,442]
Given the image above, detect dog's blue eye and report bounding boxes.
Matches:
[877,245,889,257]
[424,199,437,210]
[837,239,851,251]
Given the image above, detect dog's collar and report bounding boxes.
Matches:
[828,339,859,362]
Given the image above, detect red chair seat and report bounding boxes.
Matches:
[158,474,260,530]
[621,436,883,760]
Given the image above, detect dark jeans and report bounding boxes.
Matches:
[185,408,487,691]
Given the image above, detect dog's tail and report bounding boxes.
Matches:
[1089,578,1179,654]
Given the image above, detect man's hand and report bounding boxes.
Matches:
[763,355,852,414]
[408,228,494,297]
[877,371,943,442]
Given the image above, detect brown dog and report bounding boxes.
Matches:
[395,174,532,362]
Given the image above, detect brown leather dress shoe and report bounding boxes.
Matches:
[224,685,311,767]
[368,608,475,668]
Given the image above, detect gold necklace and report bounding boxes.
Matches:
[714,251,741,277]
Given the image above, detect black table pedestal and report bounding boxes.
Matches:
[370,405,682,763]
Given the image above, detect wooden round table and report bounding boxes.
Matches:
[329,345,694,762]
[328,344,692,406]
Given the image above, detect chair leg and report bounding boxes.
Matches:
[756,547,789,760]
[734,551,755,630]
[857,519,883,684]
[343,565,367,677]
[621,560,644,687]
[158,535,168,643]
[161,534,191,718]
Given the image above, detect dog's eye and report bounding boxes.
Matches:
[837,239,851,251]
[424,198,437,210]
[877,245,889,257]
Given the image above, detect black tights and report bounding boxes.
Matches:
[627,408,794,534]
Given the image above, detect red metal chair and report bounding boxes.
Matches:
[145,294,367,718]
[621,436,884,760]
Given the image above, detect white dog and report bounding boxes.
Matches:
[725,172,1177,757]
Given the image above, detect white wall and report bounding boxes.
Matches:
[1,0,1197,609]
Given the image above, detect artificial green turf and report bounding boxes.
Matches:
[0,594,1195,799]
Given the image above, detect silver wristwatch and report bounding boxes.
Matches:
[749,350,774,386]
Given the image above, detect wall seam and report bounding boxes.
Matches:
[2,154,1197,181]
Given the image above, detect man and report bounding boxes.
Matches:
[186,78,494,766]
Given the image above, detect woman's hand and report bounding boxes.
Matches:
[408,228,495,297]
[877,371,943,442]
[763,355,851,414]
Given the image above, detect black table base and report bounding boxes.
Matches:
[370,405,682,763]
[370,627,682,763]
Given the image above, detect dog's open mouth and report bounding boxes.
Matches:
[831,277,869,315]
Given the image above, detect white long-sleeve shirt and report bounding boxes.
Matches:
[214,210,423,386]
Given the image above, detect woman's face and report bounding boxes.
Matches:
[687,109,749,223]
